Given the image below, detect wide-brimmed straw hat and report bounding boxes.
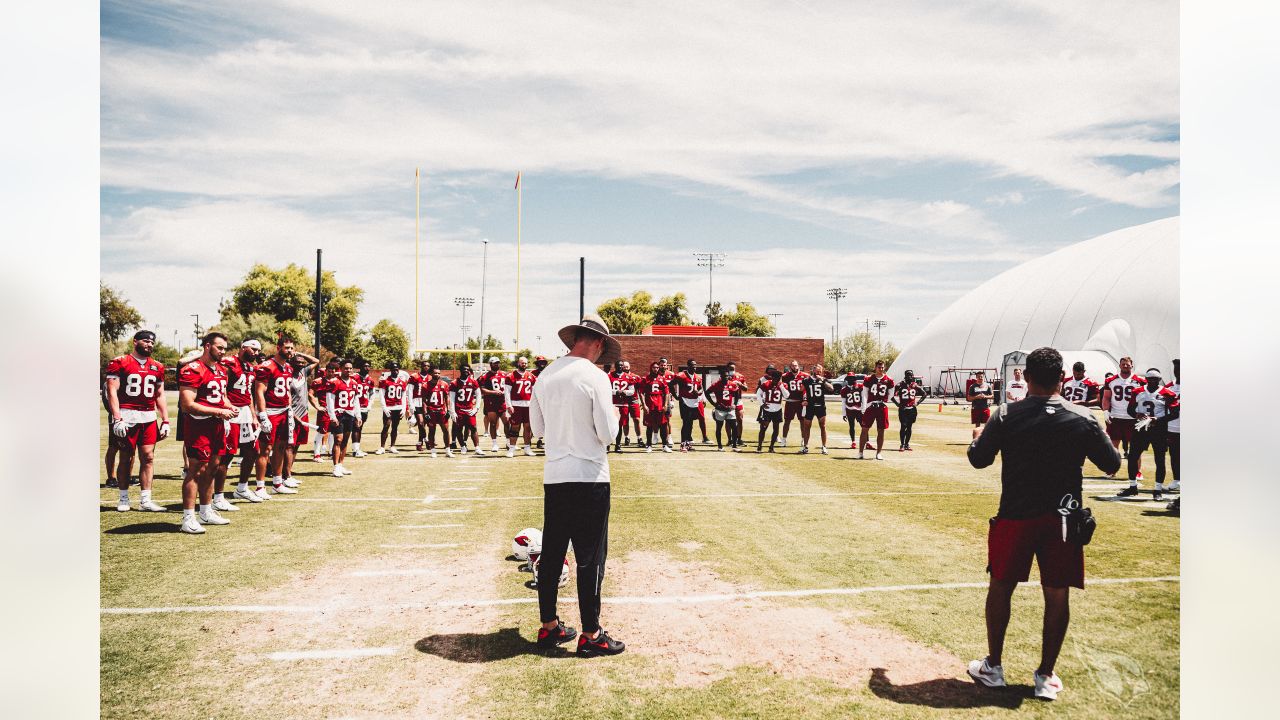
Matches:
[557,313,621,365]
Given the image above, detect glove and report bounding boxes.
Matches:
[158,421,170,439]
[111,419,128,438]
[407,414,418,427]
[258,411,270,426]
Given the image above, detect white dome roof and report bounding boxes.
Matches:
[890,217,1179,386]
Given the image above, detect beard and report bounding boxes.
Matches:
[136,344,153,357]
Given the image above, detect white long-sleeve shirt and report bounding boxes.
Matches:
[529,356,618,484]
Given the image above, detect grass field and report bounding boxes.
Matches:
[100,394,1179,719]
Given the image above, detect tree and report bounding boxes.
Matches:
[722,302,775,337]
[824,331,901,374]
[211,312,282,348]
[223,263,365,356]
[100,283,144,342]
[652,292,691,326]
[351,319,410,369]
[704,301,727,326]
[596,291,655,335]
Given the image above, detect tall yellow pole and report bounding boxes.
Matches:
[516,172,522,351]
[415,168,420,352]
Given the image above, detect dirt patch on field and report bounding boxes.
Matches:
[600,552,962,690]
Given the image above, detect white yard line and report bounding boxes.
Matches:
[101,576,1180,615]
[411,508,468,514]
[379,544,461,549]
[265,647,398,661]
[285,490,1001,504]
[397,524,464,529]
[440,487,477,491]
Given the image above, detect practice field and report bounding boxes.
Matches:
[100,396,1179,719]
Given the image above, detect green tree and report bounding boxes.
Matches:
[211,312,282,348]
[824,331,900,374]
[351,319,410,369]
[596,291,655,335]
[722,301,775,337]
[704,301,727,326]
[223,263,364,356]
[100,283,144,342]
[652,292,691,326]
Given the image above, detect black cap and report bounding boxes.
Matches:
[133,330,156,341]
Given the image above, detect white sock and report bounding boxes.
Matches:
[256,480,265,489]
[183,509,195,521]
[198,503,210,514]
[119,489,129,503]
[140,489,151,504]
[273,475,283,486]
[236,482,248,493]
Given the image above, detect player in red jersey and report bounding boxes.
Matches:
[253,336,299,498]
[671,359,706,452]
[725,362,748,448]
[214,338,264,508]
[892,369,925,452]
[859,361,895,460]
[324,359,363,475]
[608,361,638,451]
[755,365,787,452]
[407,360,432,451]
[104,330,171,512]
[421,364,454,458]
[310,362,338,460]
[966,371,995,441]
[798,364,835,454]
[705,370,745,451]
[279,350,319,492]
[658,357,677,428]
[839,372,866,449]
[1059,361,1101,408]
[621,361,644,443]
[451,364,482,454]
[479,357,509,453]
[779,360,809,448]
[376,361,409,454]
[506,357,537,456]
[349,359,374,457]
[177,332,239,534]
[1101,356,1145,481]
[641,361,673,452]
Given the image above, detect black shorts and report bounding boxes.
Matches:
[387,409,402,423]
[761,409,782,423]
[805,402,826,419]
[360,411,369,423]
[335,414,356,435]
[898,407,918,424]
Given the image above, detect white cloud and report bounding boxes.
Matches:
[985,191,1025,207]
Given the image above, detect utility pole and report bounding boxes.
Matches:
[314,249,323,353]
[694,252,726,312]
[190,314,201,346]
[579,257,585,321]
[766,313,783,335]
[873,319,888,347]
[826,288,847,340]
[479,239,488,347]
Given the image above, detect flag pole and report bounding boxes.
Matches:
[515,171,522,351]
[415,168,420,352]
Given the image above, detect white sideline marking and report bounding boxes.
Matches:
[287,490,1001,504]
[379,544,460,549]
[443,478,486,483]
[397,524,464,529]
[266,647,398,661]
[442,487,477,491]
[422,494,436,504]
[101,576,1179,615]
[412,508,467,514]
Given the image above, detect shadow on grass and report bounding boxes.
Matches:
[415,627,570,662]
[868,668,1027,709]
[104,522,177,534]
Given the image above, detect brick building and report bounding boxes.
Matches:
[612,326,824,385]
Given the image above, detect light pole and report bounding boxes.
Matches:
[825,288,847,340]
[190,314,201,346]
[454,297,475,343]
[479,239,488,346]
[766,313,783,335]
[873,319,888,347]
[694,252,726,313]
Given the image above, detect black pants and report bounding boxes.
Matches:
[898,407,917,447]
[539,482,611,634]
[679,403,700,444]
[1168,431,1179,481]
[1128,426,1169,484]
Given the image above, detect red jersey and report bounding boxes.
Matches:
[329,377,359,413]
[707,378,743,410]
[104,354,166,412]
[423,377,452,411]
[355,373,373,408]
[507,370,535,405]
[219,355,256,408]
[642,373,670,411]
[672,371,704,404]
[178,359,229,418]
[862,374,896,406]
[256,357,295,409]
[408,372,429,400]
[380,374,409,408]
[311,377,333,411]
[894,381,923,408]
[840,376,865,411]
[451,377,480,412]
[608,371,637,406]
[757,378,786,407]
[479,370,508,400]
[780,371,809,403]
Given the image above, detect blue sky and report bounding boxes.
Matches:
[101,0,1178,354]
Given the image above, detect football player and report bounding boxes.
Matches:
[408,360,432,451]
[1060,361,1101,408]
[642,361,673,452]
[779,360,809,448]
[505,356,536,456]
[798,363,834,454]
[1101,356,1145,481]
[421,364,453,458]
[622,360,644,442]
[104,330,170,512]
[376,361,409,453]
[279,351,319,492]
[252,337,301,499]
[755,365,787,452]
[608,361,639,451]
[176,332,239,534]
[892,369,924,451]
[325,359,362,476]
[725,362,747,447]
[350,359,374,457]
[839,371,865,449]
[671,359,705,452]
[705,369,744,451]
[451,364,482,454]
[1119,368,1169,500]
[310,361,339,461]
[966,371,995,441]
[479,356,509,452]
[1160,359,1181,511]
[859,361,895,460]
[215,338,264,508]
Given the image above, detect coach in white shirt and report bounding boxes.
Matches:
[528,314,627,656]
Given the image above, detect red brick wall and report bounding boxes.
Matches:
[612,335,824,383]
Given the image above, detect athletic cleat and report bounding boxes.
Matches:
[352,449,367,458]
[1033,671,1063,700]
[430,451,438,459]
[1153,486,1163,502]
[780,438,787,447]
[333,467,344,477]
[212,496,237,512]
[139,499,166,512]
[116,500,131,512]
[1166,497,1180,513]
[701,439,711,444]
[492,442,501,452]
[1166,480,1180,492]
[283,478,300,488]
[474,448,486,457]
[507,448,516,458]
[180,516,206,534]
[858,451,865,460]
[273,484,298,494]
[876,452,884,461]
[234,488,263,503]
[967,657,1006,688]
[197,508,229,526]
[536,619,578,649]
[898,446,906,452]
[820,446,828,455]
[906,446,914,452]
[646,446,654,454]
[253,487,272,501]
[1116,486,1140,498]
[458,446,467,455]
[416,442,424,451]
[445,448,454,458]
[389,447,400,454]
[524,447,535,457]
[717,446,724,452]
[374,447,386,455]
[800,446,809,454]
[1135,471,1144,482]
[850,442,857,450]
[577,629,625,657]
[663,445,673,453]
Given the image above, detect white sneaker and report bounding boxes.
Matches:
[800,446,809,454]
[780,438,787,447]
[858,451,865,460]
[139,499,166,512]
[967,657,1006,688]
[492,442,501,452]
[340,465,353,476]
[389,447,400,454]
[876,452,884,461]
[646,446,653,453]
[474,448,486,457]
[212,496,238,512]
[374,447,386,455]
[333,466,344,477]
[430,450,438,459]
[352,450,366,458]
[234,488,263,503]
[180,516,206,534]
[446,448,454,458]
[1033,671,1063,700]
[507,448,515,458]
[524,446,535,457]
[253,487,272,501]
[1167,480,1180,492]
[283,478,300,488]
[116,499,131,512]
[820,446,828,455]
[273,484,298,494]
[663,445,673,453]
[197,508,230,526]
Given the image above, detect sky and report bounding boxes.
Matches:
[100,0,1179,355]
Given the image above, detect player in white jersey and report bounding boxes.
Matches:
[1118,368,1169,500]
[1101,356,1144,480]
[1060,361,1101,408]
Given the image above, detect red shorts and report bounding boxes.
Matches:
[697,403,706,419]
[1107,417,1135,443]
[784,401,804,421]
[184,417,228,462]
[615,404,637,422]
[263,411,293,447]
[483,397,506,415]
[225,421,249,454]
[508,406,530,425]
[971,406,992,425]
[860,405,889,430]
[316,412,332,433]
[988,513,1084,589]
[424,408,449,425]
[454,411,477,429]
[113,420,158,451]
[294,417,309,445]
[644,408,669,429]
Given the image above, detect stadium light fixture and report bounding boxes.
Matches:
[694,252,727,314]
[825,288,847,340]
[454,297,475,335]
[873,319,888,347]
[767,313,783,335]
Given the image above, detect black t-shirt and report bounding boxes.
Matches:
[800,375,830,405]
[967,395,1121,519]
